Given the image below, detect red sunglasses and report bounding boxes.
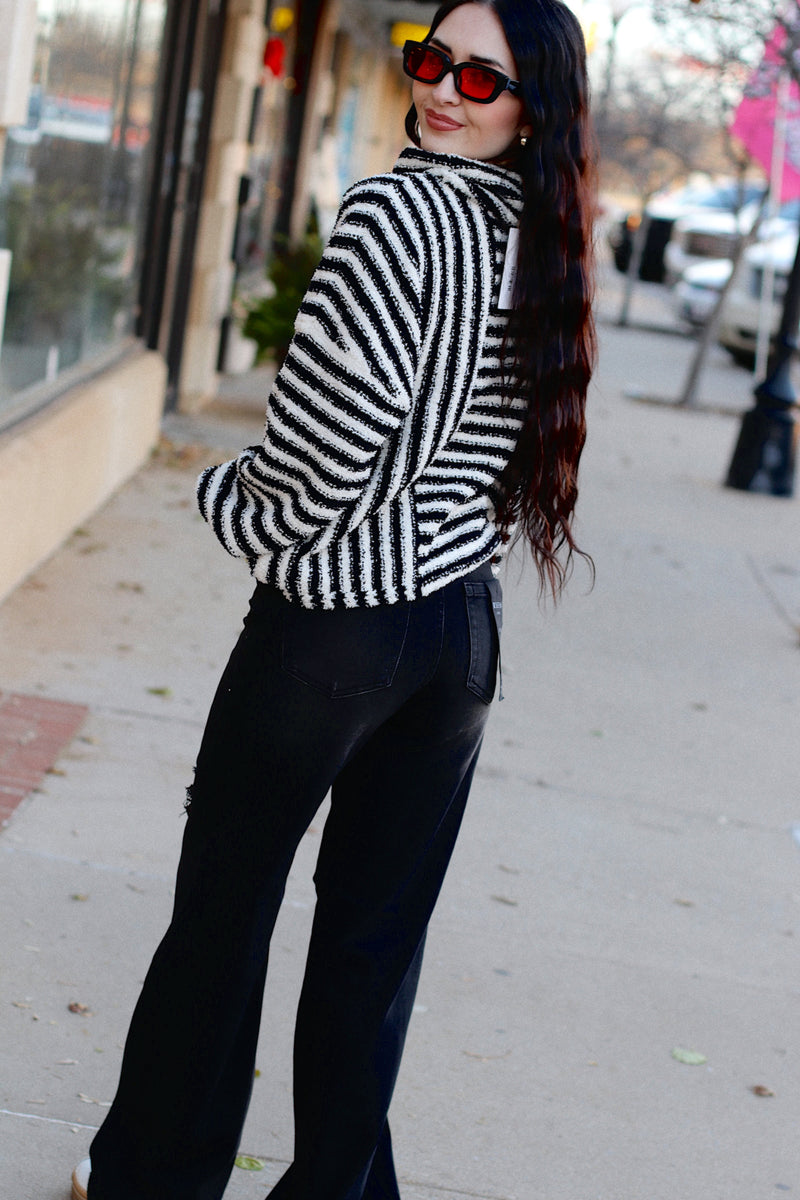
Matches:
[403,41,521,105]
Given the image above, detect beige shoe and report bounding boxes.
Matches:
[71,1158,90,1200]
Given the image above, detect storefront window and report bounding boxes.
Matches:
[235,2,299,282]
[0,0,167,424]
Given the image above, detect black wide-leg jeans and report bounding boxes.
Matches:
[88,565,501,1200]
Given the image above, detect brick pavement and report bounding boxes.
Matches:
[0,692,88,828]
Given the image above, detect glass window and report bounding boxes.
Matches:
[235,2,299,283]
[0,0,167,425]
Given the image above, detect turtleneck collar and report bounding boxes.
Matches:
[393,147,524,225]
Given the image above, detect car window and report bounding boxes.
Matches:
[694,184,765,212]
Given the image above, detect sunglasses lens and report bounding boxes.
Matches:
[404,42,511,103]
[458,65,499,101]
[406,45,445,82]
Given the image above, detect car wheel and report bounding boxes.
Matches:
[725,346,756,368]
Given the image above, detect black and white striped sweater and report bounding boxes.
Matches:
[198,148,526,609]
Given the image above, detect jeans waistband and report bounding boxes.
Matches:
[460,560,495,584]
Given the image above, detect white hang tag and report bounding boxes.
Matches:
[499,226,520,311]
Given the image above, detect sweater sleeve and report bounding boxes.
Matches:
[197,179,423,560]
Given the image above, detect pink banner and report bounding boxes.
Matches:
[730,25,800,202]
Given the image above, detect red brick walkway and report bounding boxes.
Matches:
[0,692,89,829]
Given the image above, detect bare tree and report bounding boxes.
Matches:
[595,50,731,326]
[651,0,800,404]
[651,0,785,75]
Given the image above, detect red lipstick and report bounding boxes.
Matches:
[425,109,464,131]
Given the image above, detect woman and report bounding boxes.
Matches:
[72,2,595,1197]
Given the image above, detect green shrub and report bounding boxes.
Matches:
[241,232,323,367]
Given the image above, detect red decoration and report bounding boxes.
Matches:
[264,38,286,77]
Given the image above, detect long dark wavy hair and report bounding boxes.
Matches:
[405,0,597,597]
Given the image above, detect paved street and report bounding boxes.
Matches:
[1,276,799,1200]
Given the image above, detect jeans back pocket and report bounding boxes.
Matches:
[281,602,411,698]
[464,578,502,704]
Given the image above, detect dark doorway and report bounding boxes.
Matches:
[137,0,227,409]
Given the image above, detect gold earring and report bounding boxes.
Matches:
[520,134,528,147]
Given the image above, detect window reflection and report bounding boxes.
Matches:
[0,0,167,414]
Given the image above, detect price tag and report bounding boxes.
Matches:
[499,226,520,311]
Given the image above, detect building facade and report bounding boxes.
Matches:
[0,0,435,602]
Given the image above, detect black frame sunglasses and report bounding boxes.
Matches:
[402,40,521,105]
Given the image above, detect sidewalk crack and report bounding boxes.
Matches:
[745,554,800,645]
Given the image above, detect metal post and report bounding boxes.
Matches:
[725,217,799,497]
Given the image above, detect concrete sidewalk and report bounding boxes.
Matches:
[1,308,799,1200]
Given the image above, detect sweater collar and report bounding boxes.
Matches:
[393,147,524,225]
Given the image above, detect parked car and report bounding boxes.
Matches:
[673,231,796,364]
[674,257,733,326]
[665,195,798,283]
[716,232,794,365]
[608,180,767,283]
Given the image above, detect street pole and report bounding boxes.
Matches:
[724,219,799,496]
[599,0,638,125]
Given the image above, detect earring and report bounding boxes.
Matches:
[520,134,528,147]
[415,120,421,142]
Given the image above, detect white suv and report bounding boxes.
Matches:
[717,233,794,365]
[665,197,799,284]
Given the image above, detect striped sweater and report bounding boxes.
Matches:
[198,148,526,609]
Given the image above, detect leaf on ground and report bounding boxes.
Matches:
[234,1156,265,1171]
[68,1002,91,1016]
[71,894,89,902]
[490,894,519,907]
[750,1084,775,1097]
[146,686,172,697]
[78,1093,111,1107]
[153,436,209,468]
[671,1047,707,1065]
